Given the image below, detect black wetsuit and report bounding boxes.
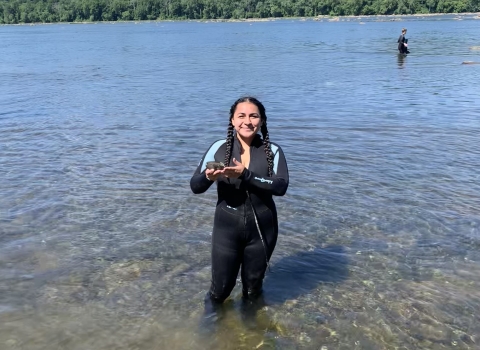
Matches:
[190,134,289,302]
[398,34,408,54]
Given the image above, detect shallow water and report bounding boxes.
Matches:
[1,14,480,349]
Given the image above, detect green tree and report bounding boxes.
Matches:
[0,0,476,24]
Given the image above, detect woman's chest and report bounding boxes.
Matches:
[233,146,268,176]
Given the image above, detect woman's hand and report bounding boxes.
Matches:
[205,169,223,181]
[222,158,245,179]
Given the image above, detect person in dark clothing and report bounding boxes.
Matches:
[398,28,409,54]
[190,96,289,304]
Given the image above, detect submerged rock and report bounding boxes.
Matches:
[315,314,327,324]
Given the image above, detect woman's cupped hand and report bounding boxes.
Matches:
[205,158,245,181]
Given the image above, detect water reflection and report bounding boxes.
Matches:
[397,53,407,68]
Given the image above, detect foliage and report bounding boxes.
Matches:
[1,0,479,23]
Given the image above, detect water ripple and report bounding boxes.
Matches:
[1,17,480,350]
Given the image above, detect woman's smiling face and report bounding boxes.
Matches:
[231,102,263,143]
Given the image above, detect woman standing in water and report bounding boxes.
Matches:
[398,28,409,54]
[190,96,289,304]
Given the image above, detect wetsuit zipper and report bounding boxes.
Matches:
[243,144,254,237]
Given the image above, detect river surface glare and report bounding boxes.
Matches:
[1,14,480,350]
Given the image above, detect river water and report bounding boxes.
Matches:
[1,13,480,350]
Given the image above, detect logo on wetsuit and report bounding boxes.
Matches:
[254,177,273,184]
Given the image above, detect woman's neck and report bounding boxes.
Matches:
[236,133,253,150]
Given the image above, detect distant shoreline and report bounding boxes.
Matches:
[3,12,479,26]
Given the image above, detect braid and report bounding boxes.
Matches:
[224,121,234,166]
[261,123,274,177]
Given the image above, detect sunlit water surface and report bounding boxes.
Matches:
[1,14,480,350]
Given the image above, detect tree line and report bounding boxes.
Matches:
[1,0,479,24]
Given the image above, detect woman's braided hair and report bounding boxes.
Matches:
[224,97,274,177]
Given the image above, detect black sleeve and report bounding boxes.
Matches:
[239,144,289,196]
[398,34,404,43]
[190,141,223,194]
